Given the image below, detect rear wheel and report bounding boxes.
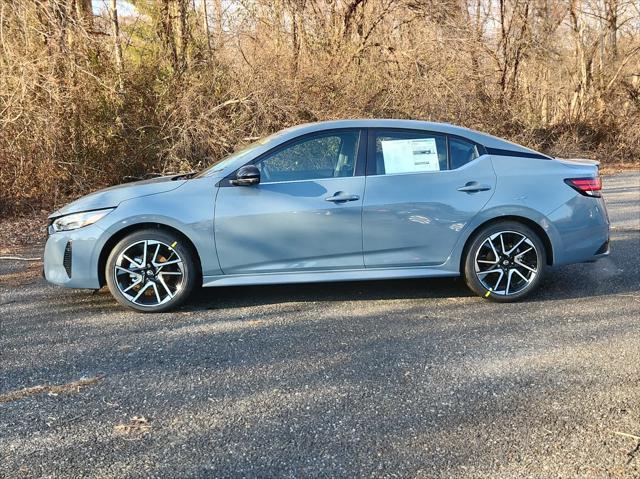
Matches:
[105,229,197,312]
[463,221,546,302]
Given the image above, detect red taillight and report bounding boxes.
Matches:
[564,177,602,197]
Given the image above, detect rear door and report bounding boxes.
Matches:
[362,128,496,268]
[214,129,366,274]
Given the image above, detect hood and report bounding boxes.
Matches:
[49,175,187,218]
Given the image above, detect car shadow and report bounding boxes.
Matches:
[8,229,635,314]
[187,276,472,310]
[181,230,638,311]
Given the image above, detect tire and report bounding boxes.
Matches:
[105,229,198,312]
[463,221,547,302]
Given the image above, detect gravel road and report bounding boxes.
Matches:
[1,172,639,478]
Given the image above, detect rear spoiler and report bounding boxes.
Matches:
[554,157,600,167]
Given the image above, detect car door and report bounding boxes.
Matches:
[214,129,366,274]
[362,128,496,268]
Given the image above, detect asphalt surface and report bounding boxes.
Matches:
[1,172,639,478]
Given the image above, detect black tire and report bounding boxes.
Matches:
[105,229,198,312]
[463,221,547,302]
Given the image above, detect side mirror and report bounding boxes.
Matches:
[231,165,260,186]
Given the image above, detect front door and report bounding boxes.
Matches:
[214,129,365,274]
[362,129,496,268]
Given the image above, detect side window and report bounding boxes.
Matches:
[449,137,480,169]
[255,131,360,182]
[372,130,447,175]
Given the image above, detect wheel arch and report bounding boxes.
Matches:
[97,222,203,287]
[459,215,554,274]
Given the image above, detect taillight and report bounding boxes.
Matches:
[564,177,602,197]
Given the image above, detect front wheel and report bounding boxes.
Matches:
[463,221,547,302]
[105,229,198,312]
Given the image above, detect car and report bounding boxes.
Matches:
[43,119,610,312]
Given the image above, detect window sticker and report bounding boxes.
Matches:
[380,138,440,173]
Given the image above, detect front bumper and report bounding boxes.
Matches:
[43,223,104,289]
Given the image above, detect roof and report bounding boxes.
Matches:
[275,119,541,154]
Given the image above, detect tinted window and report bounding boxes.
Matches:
[449,137,480,169]
[372,130,447,175]
[255,131,360,182]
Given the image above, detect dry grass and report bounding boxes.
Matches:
[1,1,638,215]
[0,214,48,247]
[600,163,640,175]
[0,261,42,287]
[0,376,104,404]
[114,416,152,437]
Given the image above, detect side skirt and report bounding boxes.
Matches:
[202,267,459,288]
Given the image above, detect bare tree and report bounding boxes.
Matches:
[75,0,93,29]
[213,0,224,48]
[109,0,124,92]
[158,0,180,71]
[604,0,618,59]
[202,0,212,56]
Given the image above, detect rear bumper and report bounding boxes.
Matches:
[43,224,104,289]
[547,195,610,266]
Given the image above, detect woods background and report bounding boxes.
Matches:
[1,0,638,214]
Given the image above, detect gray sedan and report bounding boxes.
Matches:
[43,120,610,312]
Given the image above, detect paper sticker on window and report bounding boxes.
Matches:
[381,138,440,174]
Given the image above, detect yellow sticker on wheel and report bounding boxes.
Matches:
[485,289,492,297]
[170,241,177,248]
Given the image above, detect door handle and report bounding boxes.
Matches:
[457,182,492,193]
[325,192,360,203]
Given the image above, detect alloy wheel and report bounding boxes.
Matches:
[474,230,539,296]
[114,240,184,307]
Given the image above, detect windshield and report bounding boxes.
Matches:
[195,133,278,177]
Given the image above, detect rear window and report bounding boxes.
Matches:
[449,137,480,169]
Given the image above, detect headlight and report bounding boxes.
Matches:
[50,208,115,233]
